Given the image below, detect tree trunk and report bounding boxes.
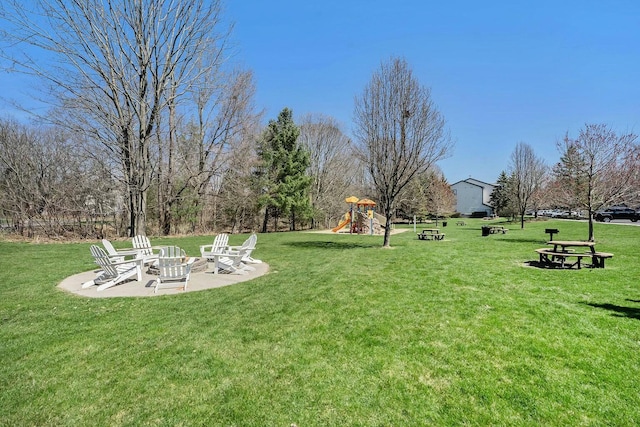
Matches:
[131,186,147,237]
[383,205,393,247]
[588,214,595,242]
[262,207,269,233]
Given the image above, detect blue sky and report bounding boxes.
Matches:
[224,0,640,183]
[2,0,639,184]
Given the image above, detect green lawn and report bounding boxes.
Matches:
[2,220,640,426]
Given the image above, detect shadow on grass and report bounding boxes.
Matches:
[525,260,601,270]
[285,241,378,250]
[585,302,640,320]
[497,237,547,244]
[524,260,576,269]
[524,260,548,269]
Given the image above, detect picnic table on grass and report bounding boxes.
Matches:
[535,240,613,269]
[481,225,508,236]
[417,228,445,241]
[488,226,508,234]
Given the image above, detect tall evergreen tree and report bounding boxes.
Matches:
[490,171,512,217]
[256,108,312,232]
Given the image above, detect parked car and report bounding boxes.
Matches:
[593,206,639,222]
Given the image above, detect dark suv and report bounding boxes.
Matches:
[594,206,639,222]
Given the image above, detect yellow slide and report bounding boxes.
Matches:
[331,212,351,233]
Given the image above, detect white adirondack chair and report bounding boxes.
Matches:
[200,233,230,260]
[228,233,262,264]
[131,235,159,265]
[83,245,143,291]
[211,247,252,275]
[102,239,139,263]
[155,246,195,293]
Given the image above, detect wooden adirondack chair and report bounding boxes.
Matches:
[82,245,143,291]
[228,233,262,264]
[131,235,159,265]
[155,246,194,293]
[199,233,230,260]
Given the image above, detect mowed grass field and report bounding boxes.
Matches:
[1,219,640,426]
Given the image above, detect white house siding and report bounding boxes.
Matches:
[451,178,495,216]
[465,178,495,206]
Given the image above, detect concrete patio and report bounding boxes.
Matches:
[58,260,269,298]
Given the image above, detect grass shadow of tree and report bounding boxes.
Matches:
[497,237,547,244]
[285,241,377,250]
[584,302,640,320]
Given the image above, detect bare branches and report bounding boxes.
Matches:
[0,118,118,237]
[299,114,356,228]
[354,57,452,246]
[509,142,547,228]
[555,123,639,240]
[1,0,234,236]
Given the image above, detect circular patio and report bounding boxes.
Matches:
[58,260,269,298]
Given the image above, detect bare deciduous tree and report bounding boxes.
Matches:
[508,142,547,229]
[422,170,456,226]
[298,114,356,229]
[155,69,259,235]
[1,0,232,236]
[354,57,452,246]
[0,118,117,237]
[397,166,454,225]
[556,124,640,241]
[216,131,262,233]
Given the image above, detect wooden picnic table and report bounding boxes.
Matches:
[535,240,613,269]
[482,225,508,236]
[490,226,508,234]
[547,240,595,253]
[417,228,445,241]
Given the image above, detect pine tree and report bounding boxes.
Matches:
[490,171,512,217]
[256,108,312,232]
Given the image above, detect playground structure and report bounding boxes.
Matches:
[332,197,385,235]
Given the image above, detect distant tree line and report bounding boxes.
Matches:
[0,109,368,238]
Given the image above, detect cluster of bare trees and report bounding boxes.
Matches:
[0,119,120,237]
[549,124,640,240]
[0,1,510,244]
[491,124,640,240]
[2,0,414,239]
[508,142,547,228]
[0,111,366,238]
[0,0,258,237]
[299,114,365,229]
[396,166,456,223]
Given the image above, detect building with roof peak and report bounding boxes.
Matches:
[450,178,496,217]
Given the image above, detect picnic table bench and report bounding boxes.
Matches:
[482,225,508,236]
[417,228,445,241]
[535,248,593,269]
[456,220,466,226]
[534,240,613,269]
